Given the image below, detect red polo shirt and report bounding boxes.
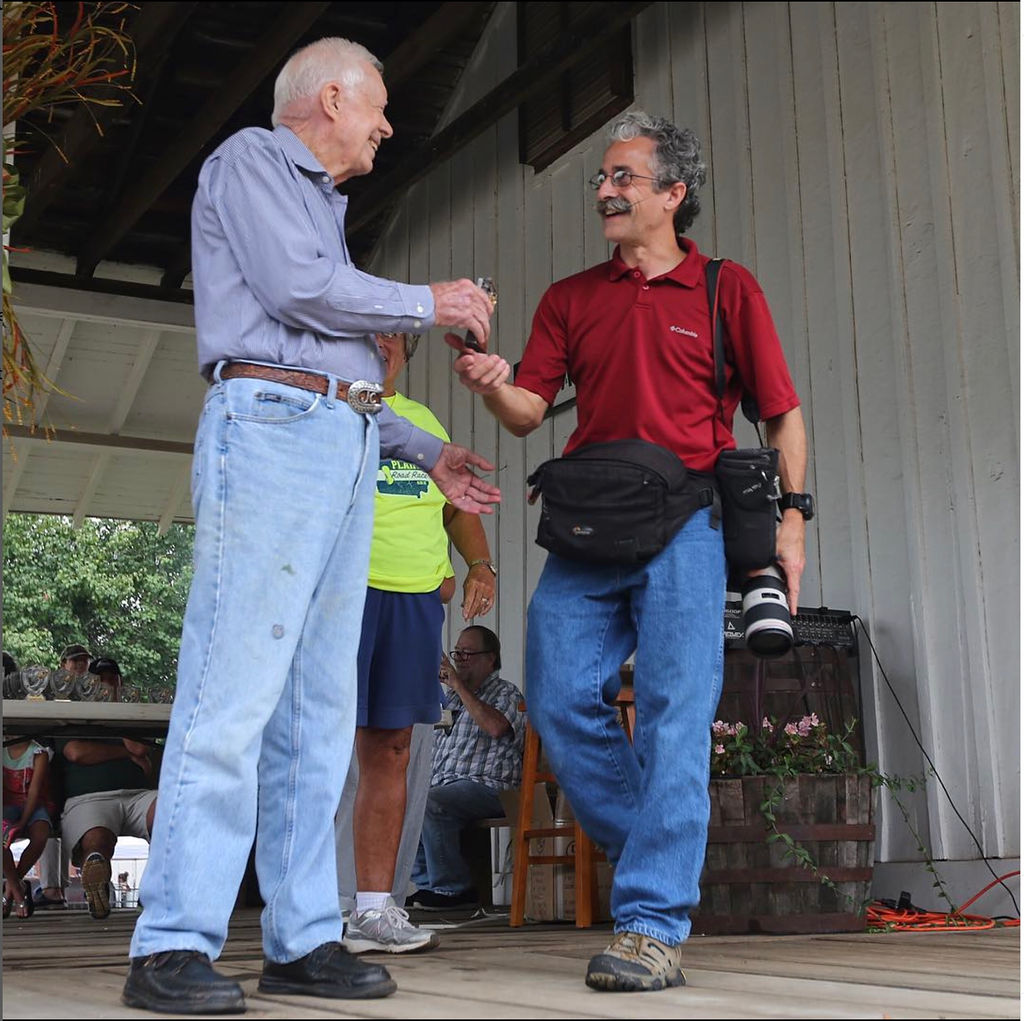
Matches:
[515,238,800,473]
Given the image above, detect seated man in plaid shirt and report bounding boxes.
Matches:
[408,626,524,910]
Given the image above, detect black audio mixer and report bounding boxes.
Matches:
[723,603,857,650]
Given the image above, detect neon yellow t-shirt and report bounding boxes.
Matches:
[368,391,453,593]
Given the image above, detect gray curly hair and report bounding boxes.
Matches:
[607,111,706,236]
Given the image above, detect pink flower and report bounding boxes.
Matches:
[714,743,725,755]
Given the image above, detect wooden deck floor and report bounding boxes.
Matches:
[2,907,1019,1019]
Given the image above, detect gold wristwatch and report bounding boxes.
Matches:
[468,559,497,576]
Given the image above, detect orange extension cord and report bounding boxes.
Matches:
[866,871,1020,931]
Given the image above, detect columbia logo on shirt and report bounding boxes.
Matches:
[670,325,698,338]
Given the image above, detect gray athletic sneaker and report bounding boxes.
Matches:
[342,903,440,954]
[81,852,112,920]
[585,931,686,992]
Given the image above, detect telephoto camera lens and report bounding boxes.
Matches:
[741,564,794,658]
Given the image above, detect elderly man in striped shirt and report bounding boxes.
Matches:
[409,626,524,910]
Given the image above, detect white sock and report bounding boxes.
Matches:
[356,891,390,914]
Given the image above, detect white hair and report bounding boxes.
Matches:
[271,38,383,126]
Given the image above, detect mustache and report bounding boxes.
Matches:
[596,196,634,216]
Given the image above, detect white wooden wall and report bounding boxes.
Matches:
[370,2,1019,863]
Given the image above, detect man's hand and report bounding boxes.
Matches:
[462,563,496,621]
[428,443,500,515]
[123,738,153,778]
[774,513,806,615]
[429,280,495,347]
[445,334,511,394]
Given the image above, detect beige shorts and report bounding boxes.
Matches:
[61,789,157,866]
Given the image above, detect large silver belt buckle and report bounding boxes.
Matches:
[346,380,383,414]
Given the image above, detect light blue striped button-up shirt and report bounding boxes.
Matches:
[191,124,443,465]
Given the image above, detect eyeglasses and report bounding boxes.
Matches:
[588,169,660,190]
[448,648,489,660]
[378,332,420,360]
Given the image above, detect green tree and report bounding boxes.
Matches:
[2,514,194,696]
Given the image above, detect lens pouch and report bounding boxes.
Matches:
[716,447,780,574]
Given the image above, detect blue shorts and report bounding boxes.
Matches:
[357,587,445,729]
[3,803,52,847]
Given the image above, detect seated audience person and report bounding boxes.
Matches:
[33,642,93,910]
[2,735,56,918]
[56,657,158,919]
[410,627,524,910]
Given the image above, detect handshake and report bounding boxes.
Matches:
[427,276,512,397]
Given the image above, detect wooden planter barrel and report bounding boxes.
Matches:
[692,773,876,935]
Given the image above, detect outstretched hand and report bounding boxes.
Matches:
[444,333,511,394]
[429,443,501,515]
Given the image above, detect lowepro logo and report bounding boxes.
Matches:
[670,325,698,338]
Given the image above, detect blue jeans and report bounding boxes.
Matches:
[410,780,505,895]
[131,369,376,963]
[526,508,725,946]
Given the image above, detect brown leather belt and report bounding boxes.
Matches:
[219,362,382,414]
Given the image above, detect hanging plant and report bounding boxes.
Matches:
[2,2,136,425]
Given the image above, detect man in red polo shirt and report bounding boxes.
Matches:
[449,111,810,993]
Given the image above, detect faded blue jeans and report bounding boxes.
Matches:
[525,507,725,946]
[410,780,505,895]
[131,368,376,963]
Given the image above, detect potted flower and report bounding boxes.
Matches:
[692,714,876,935]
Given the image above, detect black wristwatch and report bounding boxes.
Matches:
[779,492,815,521]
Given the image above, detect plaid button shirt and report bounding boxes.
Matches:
[431,672,525,792]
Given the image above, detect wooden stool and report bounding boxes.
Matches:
[509,688,635,928]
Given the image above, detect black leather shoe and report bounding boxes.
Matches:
[258,941,396,999]
[122,951,246,1014]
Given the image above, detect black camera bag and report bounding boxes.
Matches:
[715,446,780,572]
[527,438,717,566]
[706,258,781,574]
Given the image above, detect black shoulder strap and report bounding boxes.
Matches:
[706,257,760,426]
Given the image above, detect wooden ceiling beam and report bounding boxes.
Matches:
[14,3,197,238]
[158,464,193,535]
[347,2,651,237]
[3,425,193,458]
[30,318,78,427]
[161,247,192,291]
[11,267,193,317]
[73,452,112,528]
[109,329,163,435]
[383,3,489,91]
[75,1,333,278]
[2,442,32,519]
